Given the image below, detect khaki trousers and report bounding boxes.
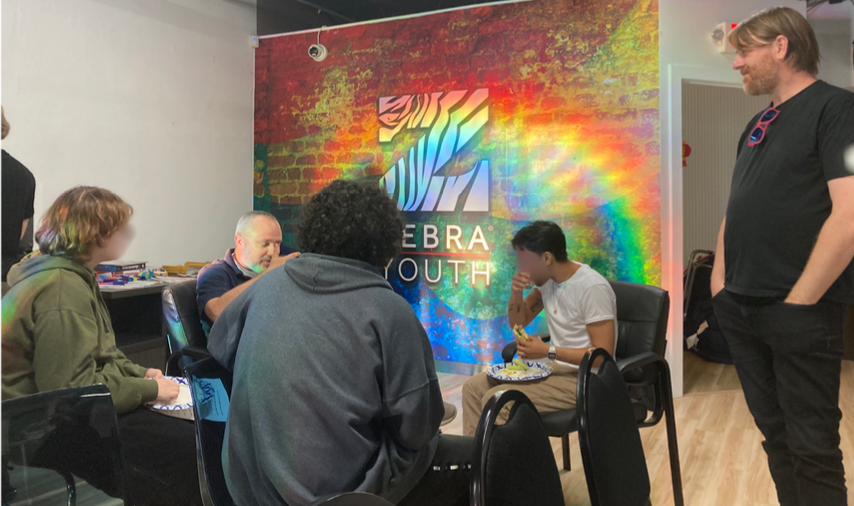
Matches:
[461,362,578,436]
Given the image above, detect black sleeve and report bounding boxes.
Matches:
[24,169,35,218]
[818,95,854,182]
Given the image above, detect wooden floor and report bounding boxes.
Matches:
[439,358,854,505]
[682,351,741,395]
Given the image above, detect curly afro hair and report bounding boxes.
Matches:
[298,180,404,268]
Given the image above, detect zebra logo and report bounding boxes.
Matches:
[378,88,489,212]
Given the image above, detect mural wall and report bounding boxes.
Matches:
[254,0,661,365]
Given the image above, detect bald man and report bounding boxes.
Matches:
[196,211,299,336]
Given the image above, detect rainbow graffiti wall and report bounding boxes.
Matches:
[254,0,661,365]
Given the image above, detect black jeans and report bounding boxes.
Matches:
[30,408,202,506]
[712,289,848,505]
[397,434,473,506]
[118,408,203,506]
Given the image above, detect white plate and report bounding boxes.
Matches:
[487,361,553,382]
[146,376,194,420]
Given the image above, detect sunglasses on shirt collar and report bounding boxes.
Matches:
[748,107,780,147]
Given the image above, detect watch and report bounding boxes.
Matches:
[548,345,557,361]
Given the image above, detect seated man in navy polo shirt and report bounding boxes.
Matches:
[196,211,299,336]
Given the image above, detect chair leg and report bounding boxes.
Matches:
[2,462,16,506]
[658,365,684,506]
[60,470,76,506]
[561,434,571,471]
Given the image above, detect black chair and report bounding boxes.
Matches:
[471,390,564,506]
[500,280,675,474]
[184,357,235,506]
[310,493,395,505]
[683,249,714,320]
[164,279,212,375]
[2,384,128,506]
[577,348,652,506]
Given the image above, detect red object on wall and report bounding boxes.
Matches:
[682,141,692,167]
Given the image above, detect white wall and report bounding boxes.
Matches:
[1,0,256,267]
[809,1,854,89]
[658,0,805,397]
[681,82,769,264]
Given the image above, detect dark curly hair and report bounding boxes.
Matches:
[298,180,404,268]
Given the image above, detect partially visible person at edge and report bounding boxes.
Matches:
[1,106,36,295]
[711,7,854,506]
[1,186,204,506]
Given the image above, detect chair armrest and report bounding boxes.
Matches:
[501,341,518,363]
[616,351,661,374]
[616,351,664,386]
[180,346,211,360]
[165,346,212,376]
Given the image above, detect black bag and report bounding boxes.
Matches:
[683,252,733,365]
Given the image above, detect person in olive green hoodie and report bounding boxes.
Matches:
[2,186,202,506]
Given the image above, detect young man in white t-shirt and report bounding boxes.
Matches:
[462,221,617,436]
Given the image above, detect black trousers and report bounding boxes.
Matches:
[118,408,203,506]
[712,289,848,505]
[30,407,202,506]
[397,434,473,506]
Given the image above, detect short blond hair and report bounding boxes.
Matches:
[36,186,133,261]
[729,7,821,76]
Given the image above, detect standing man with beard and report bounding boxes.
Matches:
[196,211,299,336]
[710,8,854,505]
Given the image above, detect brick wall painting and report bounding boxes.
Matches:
[254,0,660,365]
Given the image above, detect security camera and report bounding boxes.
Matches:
[308,43,328,62]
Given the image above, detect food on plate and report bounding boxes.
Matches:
[506,358,529,371]
[502,369,532,378]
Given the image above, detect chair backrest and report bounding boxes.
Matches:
[578,349,651,506]
[184,358,235,506]
[310,493,395,506]
[163,280,208,353]
[2,384,128,504]
[472,390,564,506]
[609,280,669,383]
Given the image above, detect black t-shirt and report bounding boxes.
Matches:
[724,80,854,304]
[2,150,36,281]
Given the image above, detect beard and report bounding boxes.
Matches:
[742,53,780,96]
[244,255,271,274]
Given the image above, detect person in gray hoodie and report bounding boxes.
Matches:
[208,180,472,506]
